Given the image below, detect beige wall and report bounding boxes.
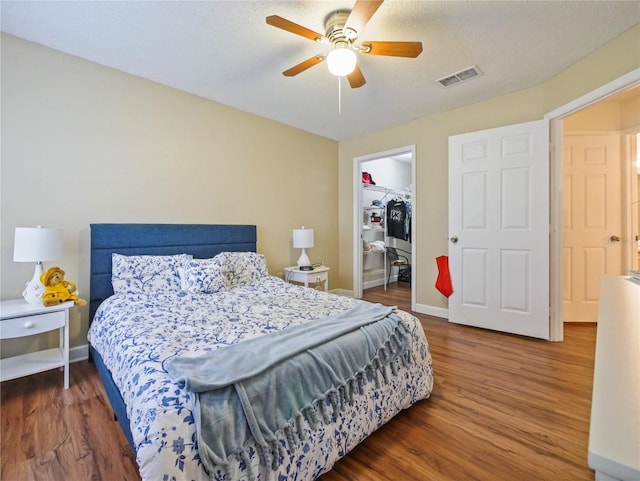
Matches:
[621,96,640,128]
[564,102,627,131]
[564,92,640,131]
[0,34,338,357]
[338,23,640,311]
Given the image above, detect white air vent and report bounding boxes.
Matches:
[436,65,482,88]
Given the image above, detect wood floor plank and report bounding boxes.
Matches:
[1,361,139,481]
[1,283,596,480]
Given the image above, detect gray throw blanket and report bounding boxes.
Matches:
[165,302,414,479]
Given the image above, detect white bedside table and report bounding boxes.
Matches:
[0,299,74,389]
[283,266,330,291]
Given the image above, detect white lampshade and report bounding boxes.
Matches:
[13,226,63,304]
[14,226,63,262]
[293,227,314,249]
[293,227,314,267]
[326,47,357,77]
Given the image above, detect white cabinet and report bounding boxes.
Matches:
[588,276,640,481]
[0,299,74,389]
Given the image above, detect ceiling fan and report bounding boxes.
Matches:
[266,0,423,88]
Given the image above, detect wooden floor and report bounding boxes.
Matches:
[1,283,597,481]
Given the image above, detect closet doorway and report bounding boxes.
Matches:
[353,146,416,310]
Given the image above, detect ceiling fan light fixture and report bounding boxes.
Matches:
[326,46,357,77]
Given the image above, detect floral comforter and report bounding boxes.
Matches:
[87,276,433,481]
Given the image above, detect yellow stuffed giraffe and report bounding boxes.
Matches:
[40,266,87,307]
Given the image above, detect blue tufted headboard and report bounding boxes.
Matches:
[89,223,257,322]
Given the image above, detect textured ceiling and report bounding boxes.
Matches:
[2,1,639,141]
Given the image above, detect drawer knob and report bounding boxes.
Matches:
[24,321,35,329]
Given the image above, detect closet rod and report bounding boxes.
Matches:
[363,183,411,198]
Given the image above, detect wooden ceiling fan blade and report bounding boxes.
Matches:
[266,15,327,43]
[283,55,325,77]
[347,64,366,88]
[344,0,384,37]
[361,41,423,58]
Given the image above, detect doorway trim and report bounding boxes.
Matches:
[545,67,640,341]
[622,127,640,272]
[353,145,416,310]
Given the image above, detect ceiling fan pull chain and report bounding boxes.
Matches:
[338,77,342,115]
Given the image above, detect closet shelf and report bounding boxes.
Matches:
[363,183,411,199]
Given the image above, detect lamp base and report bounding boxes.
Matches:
[296,249,311,268]
[22,263,45,305]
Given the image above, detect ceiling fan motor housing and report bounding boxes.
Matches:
[324,10,357,47]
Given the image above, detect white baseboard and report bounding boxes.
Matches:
[362,269,385,289]
[70,344,89,364]
[330,288,354,297]
[363,278,401,289]
[363,280,383,289]
[362,268,401,289]
[414,302,449,319]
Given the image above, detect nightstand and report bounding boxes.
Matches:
[283,266,329,291]
[0,299,74,389]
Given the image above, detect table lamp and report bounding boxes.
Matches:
[13,226,63,304]
[293,226,314,268]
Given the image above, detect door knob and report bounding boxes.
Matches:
[450,236,459,243]
[609,235,621,242]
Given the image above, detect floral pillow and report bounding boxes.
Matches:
[112,253,192,295]
[183,257,227,294]
[216,252,268,288]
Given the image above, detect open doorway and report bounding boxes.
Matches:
[352,146,416,310]
[626,130,640,271]
[547,70,639,336]
[559,85,639,322]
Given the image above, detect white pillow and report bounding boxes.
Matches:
[216,252,268,288]
[183,257,227,294]
[112,253,192,295]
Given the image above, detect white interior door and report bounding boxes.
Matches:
[563,133,622,322]
[449,120,550,339]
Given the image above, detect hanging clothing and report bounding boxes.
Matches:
[404,200,412,243]
[386,199,408,241]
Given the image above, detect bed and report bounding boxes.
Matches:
[87,223,433,481]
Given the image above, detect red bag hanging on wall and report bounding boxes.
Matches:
[435,255,453,298]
